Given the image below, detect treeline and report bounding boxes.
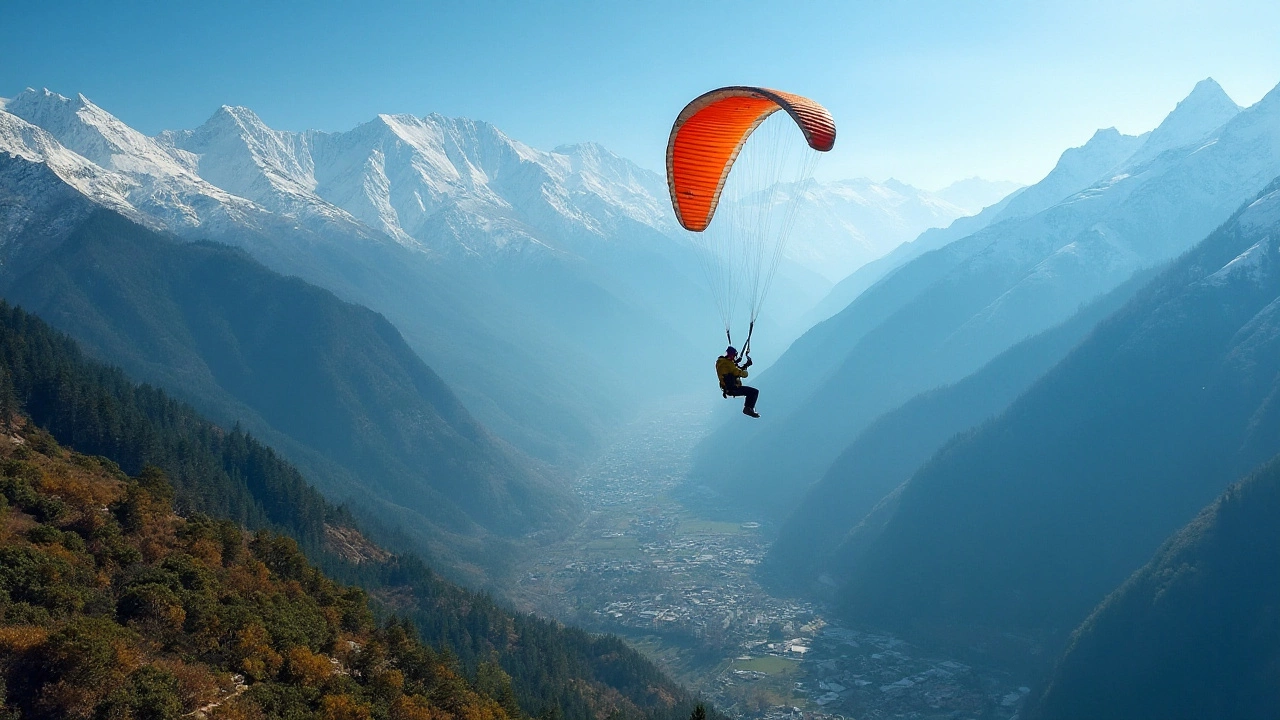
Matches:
[0,302,333,551]
[0,302,709,720]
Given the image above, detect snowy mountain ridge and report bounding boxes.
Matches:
[3,88,265,235]
[161,106,679,256]
[1122,77,1242,168]
[846,77,1243,308]
[154,104,362,232]
[1,87,998,284]
[930,79,1264,335]
[0,108,137,216]
[3,89,671,259]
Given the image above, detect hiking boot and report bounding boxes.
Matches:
[743,408,760,418]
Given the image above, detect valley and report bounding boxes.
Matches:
[512,397,1029,720]
[4,5,1280,718]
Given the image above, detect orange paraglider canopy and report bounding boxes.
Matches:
[666,86,835,232]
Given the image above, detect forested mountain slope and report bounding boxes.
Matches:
[0,425,516,720]
[0,301,709,720]
[1028,455,1280,720]
[836,178,1280,647]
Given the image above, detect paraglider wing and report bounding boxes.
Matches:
[666,87,836,232]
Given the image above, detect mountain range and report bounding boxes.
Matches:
[0,88,996,466]
[0,88,691,467]
[4,72,1278,719]
[0,86,1013,585]
[797,111,1178,327]
[746,83,1280,716]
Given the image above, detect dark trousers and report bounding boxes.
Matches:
[725,384,759,411]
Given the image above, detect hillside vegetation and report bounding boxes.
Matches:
[1028,454,1280,720]
[0,422,514,720]
[0,301,707,720]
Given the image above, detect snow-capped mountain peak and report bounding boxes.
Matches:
[1078,127,1143,160]
[5,87,261,231]
[9,88,194,180]
[3,88,987,278]
[1125,77,1240,167]
[197,104,316,189]
[158,103,354,229]
[0,106,138,219]
[992,127,1148,222]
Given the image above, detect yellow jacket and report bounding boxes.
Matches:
[716,356,748,390]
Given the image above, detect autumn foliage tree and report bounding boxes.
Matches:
[0,427,510,720]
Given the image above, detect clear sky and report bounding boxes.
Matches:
[3,0,1279,188]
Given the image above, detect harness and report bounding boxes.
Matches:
[719,321,755,398]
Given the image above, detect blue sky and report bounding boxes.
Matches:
[3,0,1279,188]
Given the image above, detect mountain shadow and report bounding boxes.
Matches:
[835,178,1280,653]
[1027,453,1280,720]
[762,268,1152,591]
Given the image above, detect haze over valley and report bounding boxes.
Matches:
[1,3,1278,719]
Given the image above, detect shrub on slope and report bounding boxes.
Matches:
[0,425,512,720]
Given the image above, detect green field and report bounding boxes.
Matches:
[731,655,800,676]
[678,518,746,535]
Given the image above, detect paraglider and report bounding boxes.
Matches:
[665,86,836,417]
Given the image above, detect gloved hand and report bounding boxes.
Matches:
[743,356,753,368]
